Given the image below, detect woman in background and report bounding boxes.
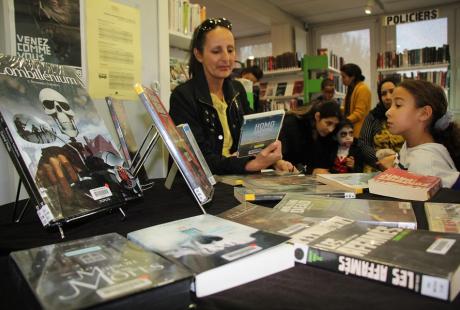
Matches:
[169,18,293,175]
[279,101,342,175]
[340,63,371,138]
[359,76,405,172]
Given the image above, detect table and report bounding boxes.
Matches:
[0,178,459,309]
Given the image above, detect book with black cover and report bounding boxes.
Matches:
[425,202,460,233]
[274,193,417,229]
[291,216,460,301]
[0,55,142,227]
[9,233,193,310]
[134,84,213,210]
[237,109,285,157]
[219,202,320,236]
[128,214,294,297]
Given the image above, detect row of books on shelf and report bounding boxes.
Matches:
[317,48,345,70]
[378,70,449,88]
[11,195,460,309]
[259,99,301,112]
[260,80,304,99]
[377,45,450,69]
[168,0,206,35]
[247,52,301,72]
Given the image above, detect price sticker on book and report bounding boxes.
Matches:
[37,205,54,226]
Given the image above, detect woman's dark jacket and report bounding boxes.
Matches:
[279,113,336,174]
[169,69,252,175]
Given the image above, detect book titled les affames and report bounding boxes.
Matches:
[237,109,285,157]
[128,214,294,297]
[0,55,142,227]
[9,233,193,310]
[292,216,460,301]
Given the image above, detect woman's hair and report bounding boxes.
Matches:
[188,18,232,78]
[340,63,365,83]
[341,63,365,116]
[400,80,460,170]
[292,100,342,122]
[377,76,400,104]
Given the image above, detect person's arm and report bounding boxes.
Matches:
[358,114,379,167]
[347,84,371,125]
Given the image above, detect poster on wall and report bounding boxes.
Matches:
[85,0,142,100]
[14,0,81,67]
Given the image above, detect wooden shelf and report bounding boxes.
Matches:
[169,31,192,50]
[264,95,302,101]
[377,63,449,73]
[263,67,302,77]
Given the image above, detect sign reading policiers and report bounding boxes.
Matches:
[383,8,439,26]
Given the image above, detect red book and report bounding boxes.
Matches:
[368,168,441,201]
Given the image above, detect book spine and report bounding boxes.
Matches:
[0,113,48,216]
[293,244,452,301]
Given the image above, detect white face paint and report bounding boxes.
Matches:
[337,126,354,148]
[39,88,78,138]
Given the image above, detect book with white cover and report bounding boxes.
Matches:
[128,214,294,297]
[237,110,285,157]
[274,193,417,229]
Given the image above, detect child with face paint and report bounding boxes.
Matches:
[330,120,364,173]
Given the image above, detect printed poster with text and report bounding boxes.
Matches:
[86,0,142,100]
[14,0,81,67]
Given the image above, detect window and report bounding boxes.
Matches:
[321,29,371,89]
[396,18,447,53]
[238,43,272,63]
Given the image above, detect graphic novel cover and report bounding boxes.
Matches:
[0,55,142,226]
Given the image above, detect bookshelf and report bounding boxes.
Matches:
[303,55,346,103]
[376,46,450,91]
[169,31,192,50]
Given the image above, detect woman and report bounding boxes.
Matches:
[340,63,371,138]
[169,18,293,175]
[279,101,342,174]
[359,76,405,172]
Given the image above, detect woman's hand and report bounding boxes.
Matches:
[273,159,297,172]
[377,155,396,171]
[245,140,283,172]
[312,168,330,175]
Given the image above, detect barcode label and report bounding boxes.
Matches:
[421,275,449,300]
[37,204,54,226]
[221,244,262,261]
[97,277,152,299]
[344,193,356,199]
[426,238,456,255]
[89,186,113,200]
[278,223,306,235]
[194,187,206,203]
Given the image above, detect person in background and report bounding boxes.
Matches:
[169,18,294,175]
[384,80,460,189]
[236,65,264,113]
[240,65,264,84]
[359,76,405,172]
[279,100,342,175]
[340,63,371,138]
[310,78,336,105]
[330,119,364,173]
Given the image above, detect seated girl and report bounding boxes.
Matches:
[384,80,460,189]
